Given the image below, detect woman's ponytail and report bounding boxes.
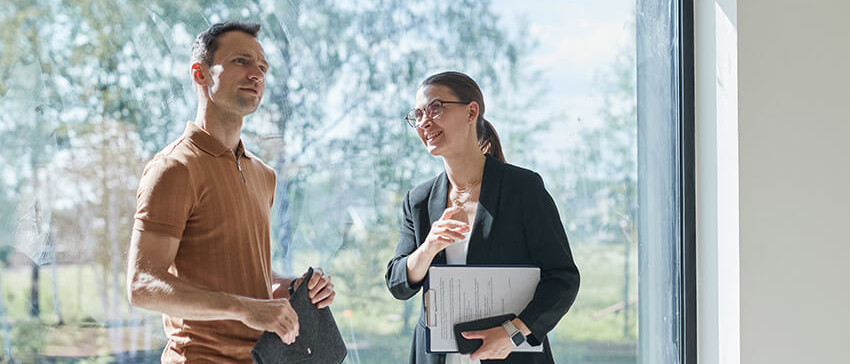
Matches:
[477,117,505,162]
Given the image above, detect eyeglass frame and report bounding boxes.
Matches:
[404,99,471,128]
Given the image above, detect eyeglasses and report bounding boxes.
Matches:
[404,99,470,128]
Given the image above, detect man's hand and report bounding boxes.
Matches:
[293,267,335,309]
[239,297,300,344]
[462,326,515,361]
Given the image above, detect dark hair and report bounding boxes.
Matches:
[191,21,261,66]
[421,71,505,162]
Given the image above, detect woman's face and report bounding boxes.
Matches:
[414,84,476,157]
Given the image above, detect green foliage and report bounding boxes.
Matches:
[9,319,47,358]
[0,0,640,361]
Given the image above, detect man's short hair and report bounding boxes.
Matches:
[191,21,261,66]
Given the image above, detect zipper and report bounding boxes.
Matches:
[231,150,246,183]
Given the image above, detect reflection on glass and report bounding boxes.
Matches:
[0,0,641,363]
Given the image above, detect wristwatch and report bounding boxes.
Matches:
[501,319,526,347]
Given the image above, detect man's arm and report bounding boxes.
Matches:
[126,229,300,343]
[271,272,294,300]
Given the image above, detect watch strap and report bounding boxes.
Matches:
[502,320,525,347]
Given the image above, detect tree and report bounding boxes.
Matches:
[0,0,67,322]
[1,0,559,360]
[282,0,554,334]
[556,18,637,338]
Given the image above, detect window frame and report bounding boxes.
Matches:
[679,1,697,364]
[635,0,696,362]
[676,0,697,364]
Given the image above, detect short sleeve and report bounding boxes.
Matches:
[269,168,277,209]
[133,156,195,239]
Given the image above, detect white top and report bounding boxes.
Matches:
[445,203,481,364]
[446,352,482,364]
[445,203,478,265]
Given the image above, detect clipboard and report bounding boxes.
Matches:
[422,265,543,353]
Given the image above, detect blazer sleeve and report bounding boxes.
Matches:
[385,190,425,300]
[517,172,581,346]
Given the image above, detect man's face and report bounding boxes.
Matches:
[201,31,268,116]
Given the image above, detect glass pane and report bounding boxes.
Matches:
[0,0,683,363]
[636,0,687,363]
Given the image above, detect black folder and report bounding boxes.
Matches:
[251,267,347,364]
[453,313,517,354]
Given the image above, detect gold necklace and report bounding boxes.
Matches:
[450,179,481,207]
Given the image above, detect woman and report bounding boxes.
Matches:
[385,71,580,364]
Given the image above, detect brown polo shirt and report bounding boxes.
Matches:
[133,121,276,363]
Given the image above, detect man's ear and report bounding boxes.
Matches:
[191,62,208,86]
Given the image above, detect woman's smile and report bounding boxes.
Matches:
[425,130,444,144]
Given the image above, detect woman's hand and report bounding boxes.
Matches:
[405,206,470,285]
[462,326,515,361]
[421,206,470,256]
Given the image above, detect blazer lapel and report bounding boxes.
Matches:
[427,172,449,265]
[467,156,503,264]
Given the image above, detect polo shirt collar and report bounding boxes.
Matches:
[183,121,252,159]
[235,140,253,160]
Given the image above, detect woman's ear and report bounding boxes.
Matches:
[467,101,480,124]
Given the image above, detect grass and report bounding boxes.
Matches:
[558,244,639,343]
[0,242,638,363]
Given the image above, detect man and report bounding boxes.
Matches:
[126,21,335,363]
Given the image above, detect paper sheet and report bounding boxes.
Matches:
[424,265,543,353]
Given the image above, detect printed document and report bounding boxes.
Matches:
[424,265,543,353]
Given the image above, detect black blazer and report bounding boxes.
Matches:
[385,156,580,364]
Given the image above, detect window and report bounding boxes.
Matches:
[0,0,694,363]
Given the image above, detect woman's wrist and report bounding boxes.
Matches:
[406,245,436,285]
[419,240,441,259]
[512,318,532,336]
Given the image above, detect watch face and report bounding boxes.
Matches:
[510,332,525,346]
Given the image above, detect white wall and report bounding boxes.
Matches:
[738,1,850,363]
[695,0,850,364]
[696,0,740,362]
[699,0,850,363]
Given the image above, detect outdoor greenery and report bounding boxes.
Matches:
[0,0,637,362]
